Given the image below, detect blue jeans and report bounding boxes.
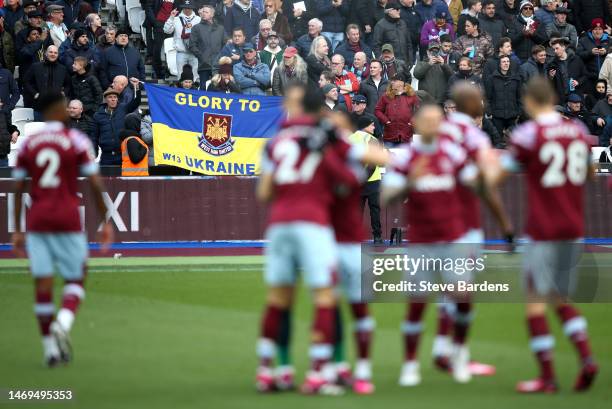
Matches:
[322,32,344,52]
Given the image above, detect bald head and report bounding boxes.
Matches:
[450,81,484,119]
[46,45,59,62]
[112,75,128,93]
[414,104,444,142]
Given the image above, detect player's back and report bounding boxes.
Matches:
[265,119,358,227]
[15,122,96,232]
[439,112,491,232]
[509,113,591,240]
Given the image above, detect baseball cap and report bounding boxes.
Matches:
[381,44,394,53]
[435,8,448,20]
[385,2,400,10]
[567,93,582,103]
[243,42,256,51]
[268,30,279,38]
[352,94,367,104]
[357,116,375,130]
[283,46,298,58]
[428,41,441,50]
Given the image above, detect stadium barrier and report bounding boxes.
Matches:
[0,175,610,244]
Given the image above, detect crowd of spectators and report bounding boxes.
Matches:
[1,0,612,168]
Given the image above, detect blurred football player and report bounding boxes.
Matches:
[11,92,113,367]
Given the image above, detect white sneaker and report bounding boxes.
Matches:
[399,360,421,387]
[451,344,472,384]
[50,321,72,363]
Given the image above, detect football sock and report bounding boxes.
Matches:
[527,315,556,381]
[351,302,374,360]
[258,305,283,368]
[437,303,453,336]
[403,302,426,361]
[453,302,472,345]
[332,306,345,363]
[310,306,335,372]
[277,309,292,366]
[556,304,592,365]
[34,282,54,337]
[57,280,85,332]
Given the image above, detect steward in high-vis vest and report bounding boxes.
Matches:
[349,116,383,244]
[119,114,149,176]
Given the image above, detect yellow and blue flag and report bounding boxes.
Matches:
[145,84,284,175]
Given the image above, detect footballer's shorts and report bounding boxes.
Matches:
[337,243,362,302]
[26,233,88,280]
[264,222,337,289]
[523,239,583,297]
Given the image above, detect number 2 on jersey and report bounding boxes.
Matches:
[539,140,588,187]
[36,148,61,188]
[273,139,322,184]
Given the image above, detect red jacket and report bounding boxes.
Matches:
[334,71,359,112]
[375,93,419,143]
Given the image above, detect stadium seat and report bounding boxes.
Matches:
[164,37,178,76]
[12,108,34,135]
[592,147,606,163]
[8,121,45,166]
[15,95,24,108]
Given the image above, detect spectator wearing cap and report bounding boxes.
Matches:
[67,99,95,142]
[13,0,38,37]
[397,0,423,64]
[548,36,588,103]
[224,0,262,40]
[415,0,452,26]
[348,113,383,243]
[294,18,331,58]
[218,27,248,66]
[2,0,23,37]
[507,0,547,62]
[272,46,308,95]
[419,6,455,57]
[144,0,175,81]
[23,45,71,117]
[478,0,507,48]
[17,26,46,92]
[453,15,493,75]
[69,55,102,116]
[577,18,610,96]
[283,0,315,40]
[563,93,596,133]
[189,4,224,87]
[207,56,241,93]
[375,71,418,145]
[252,19,285,51]
[359,58,388,114]
[331,53,359,111]
[349,51,370,82]
[545,6,577,49]
[56,0,92,27]
[46,4,70,47]
[316,0,350,51]
[322,83,348,111]
[262,1,292,44]
[305,35,332,85]
[62,27,95,70]
[164,0,201,82]
[485,54,522,137]
[15,8,46,50]
[379,43,410,80]
[534,0,556,27]
[233,42,270,95]
[92,79,142,166]
[414,41,453,104]
[373,3,414,65]
[335,24,373,68]
[0,10,15,73]
[98,27,145,89]
[350,93,382,139]
[572,0,611,34]
[259,30,284,80]
[456,0,482,38]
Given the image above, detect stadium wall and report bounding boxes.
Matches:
[0,176,610,244]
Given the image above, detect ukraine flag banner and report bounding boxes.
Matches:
[145,84,284,175]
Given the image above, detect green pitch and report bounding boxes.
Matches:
[0,255,611,409]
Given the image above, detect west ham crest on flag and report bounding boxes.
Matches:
[198,113,235,156]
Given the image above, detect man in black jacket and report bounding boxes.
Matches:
[507,0,547,62]
[67,99,95,142]
[359,59,389,113]
[23,45,71,119]
[0,63,20,121]
[144,0,173,80]
[282,0,315,40]
[479,0,507,47]
[70,56,102,116]
[373,2,413,66]
[98,27,145,89]
[189,4,225,86]
[572,0,611,34]
[548,37,588,104]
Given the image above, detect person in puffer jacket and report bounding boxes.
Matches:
[224,0,261,40]
[375,71,419,145]
[98,27,145,89]
[70,56,102,116]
